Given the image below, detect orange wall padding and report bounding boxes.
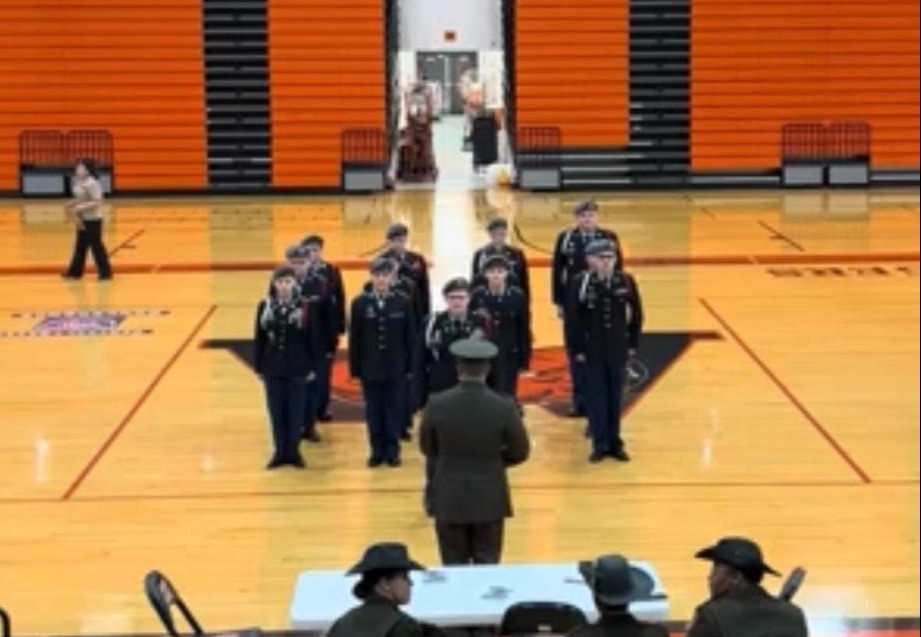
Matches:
[514,0,629,147]
[267,0,385,188]
[0,0,207,191]
[692,0,920,170]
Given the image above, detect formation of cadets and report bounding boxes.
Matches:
[253,201,643,470]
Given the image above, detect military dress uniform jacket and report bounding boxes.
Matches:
[391,249,431,318]
[416,311,492,401]
[348,291,416,382]
[419,380,530,523]
[469,285,531,370]
[299,271,337,354]
[551,227,621,306]
[470,244,531,299]
[566,270,643,364]
[312,260,346,347]
[324,594,430,637]
[687,587,809,637]
[253,298,321,378]
[567,613,669,637]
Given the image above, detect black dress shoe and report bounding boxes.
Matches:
[367,457,383,468]
[289,456,307,468]
[60,273,81,280]
[588,450,606,463]
[400,431,412,442]
[610,448,631,462]
[386,457,402,467]
[98,274,113,281]
[317,413,333,422]
[303,430,321,443]
[266,458,285,470]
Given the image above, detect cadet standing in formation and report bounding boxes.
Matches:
[419,338,531,565]
[254,266,321,469]
[687,537,809,637]
[348,258,416,467]
[301,234,346,423]
[470,255,531,402]
[567,239,643,463]
[552,200,622,418]
[470,217,531,300]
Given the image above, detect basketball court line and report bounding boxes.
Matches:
[0,250,917,276]
[758,219,806,252]
[107,228,145,257]
[59,304,217,500]
[698,297,873,484]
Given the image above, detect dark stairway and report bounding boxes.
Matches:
[202,0,272,190]
[551,0,691,189]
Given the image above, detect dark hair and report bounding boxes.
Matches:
[75,158,98,179]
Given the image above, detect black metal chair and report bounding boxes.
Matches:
[498,601,587,636]
[144,570,260,637]
[779,566,807,601]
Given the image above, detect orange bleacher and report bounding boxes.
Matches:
[514,0,629,147]
[0,0,207,191]
[691,0,920,171]
[267,0,386,188]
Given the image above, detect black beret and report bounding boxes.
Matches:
[386,222,409,240]
[301,234,324,247]
[284,244,307,260]
[585,239,616,256]
[486,217,508,232]
[369,256,395,274]
[573,200,599,216]
[482,254,510,271]
[442,277,470,295]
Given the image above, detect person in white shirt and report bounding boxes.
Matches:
[62,158,112,281]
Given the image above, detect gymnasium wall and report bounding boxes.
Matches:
[267,0,385,188]
[514,0,629,147]
[0,0,207,191]
[691,0,920,171]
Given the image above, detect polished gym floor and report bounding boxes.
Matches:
[0,187,917,636]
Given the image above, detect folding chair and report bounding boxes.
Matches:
[778,566,807,601]
[498,601,587,636]
[144,570,260,637]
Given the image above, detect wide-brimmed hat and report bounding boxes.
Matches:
[695,537,780,578]
[580,555,655,606]
[347,543,425,599]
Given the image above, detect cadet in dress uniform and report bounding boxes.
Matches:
[419,339,530,565]
[567,555,669,637]
[254,266,321,469]
[294,246,336,444]
[687,537,809,637]
[469,255,531,401]
[383,222,431,319]
[326,543,445,637]
[552,200,622,417]
[349,258,416,467]
[470,217,531,301]
[567,239,643,463]
[301,234,346,423]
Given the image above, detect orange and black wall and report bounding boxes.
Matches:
[0,0,917,194]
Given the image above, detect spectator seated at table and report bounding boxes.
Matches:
[325,542,447,637]
[567,555,669,637]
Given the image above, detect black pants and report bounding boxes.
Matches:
[263,376,307,462]
[435,519,504,565]
[314,353,334,417]
[488,355,520,399]
[584,358,626,454]
[361,379,403,462]
[65,219,112,278]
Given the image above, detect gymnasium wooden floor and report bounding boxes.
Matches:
[0,188,918,636]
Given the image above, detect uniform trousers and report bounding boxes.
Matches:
[563,319,586,412]
[263,376,307,462]
[65,219,112,278]
[361,379,403,461]
[435,519,504,565]
[584,358,626,454]
[314,353,334,417]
